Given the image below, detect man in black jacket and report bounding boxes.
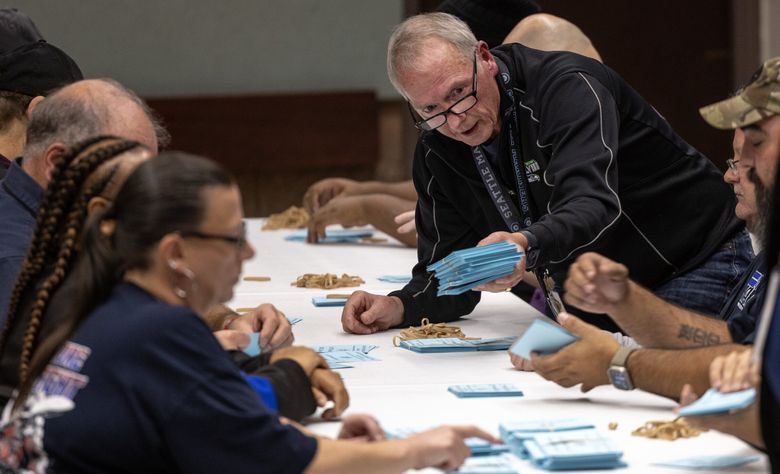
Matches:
[341,12,750,334]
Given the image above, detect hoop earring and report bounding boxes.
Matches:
[168,260,197,300]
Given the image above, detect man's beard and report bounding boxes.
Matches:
[750,167,774,250]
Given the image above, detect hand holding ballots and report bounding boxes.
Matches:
[509,319,578,359]
[677,388,757,417]
[428,241,523,296]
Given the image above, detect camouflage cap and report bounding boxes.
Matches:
[700,57,780,130]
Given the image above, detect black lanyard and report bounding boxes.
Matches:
[470,58,562,317]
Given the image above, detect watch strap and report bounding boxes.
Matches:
[610,346,636,369]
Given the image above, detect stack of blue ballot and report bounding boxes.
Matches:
[398,336,516,353]
[499,419,625,470]
[427,242,523,296]
[285,228,373,243]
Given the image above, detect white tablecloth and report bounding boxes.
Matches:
[230,219,767,473]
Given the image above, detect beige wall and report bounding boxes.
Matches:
[13,0,403,99]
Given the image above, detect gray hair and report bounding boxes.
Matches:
[24,78,169,158]
[387,12,477,98]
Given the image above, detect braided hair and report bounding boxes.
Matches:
[0,135,144,402]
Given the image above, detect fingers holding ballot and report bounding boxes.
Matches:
[472,231,527,292]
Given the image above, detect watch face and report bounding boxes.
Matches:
[608,367,633,391]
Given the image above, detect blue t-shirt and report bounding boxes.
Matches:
[723,253,767,344]
[42,283,317,474]
[0,159,42,323]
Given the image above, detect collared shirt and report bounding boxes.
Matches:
[723,252,767,343]
[0,158,42,324]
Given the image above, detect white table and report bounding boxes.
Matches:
[230,219,768,473]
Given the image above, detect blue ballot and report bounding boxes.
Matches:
[448,383,524,398]
[428,242,523,296]
[399,337,516,353]
[653,454,761,470]
[509,319,578,359]
[677,387,756,417]
[312,296,348,307]
[517,429,626,470]
[447,455,518,474]
[499,419,595,442]
[321,351,379,364]
[287,317,303,325]
[285,228,373,243]
[314,344,378,353]
[378,275,412,283]
[243,332,262,357]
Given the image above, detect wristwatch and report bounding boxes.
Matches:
[607,346,637,390]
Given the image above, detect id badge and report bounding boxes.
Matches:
[538,269,565,317]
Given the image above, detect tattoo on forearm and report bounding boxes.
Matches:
[677,324,721,346]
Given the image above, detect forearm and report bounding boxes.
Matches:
[630,344,746,399]
[305,438,413,474]
[610,282,731,348]
[353,181,417,201]
[359,195,416,247]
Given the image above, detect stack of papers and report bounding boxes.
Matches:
[447,455,517,474]
[311,296,348,307]
[399,337,516,353]
[653,455,761,470]
[387,427,509,457]
[448,383,524,398]
[677,388,756,417]
[321,351,379,365]
[285,228,373,243]
[499,419,624,470]
[314,344,378,353]
[378,275,412,284]
[509,319,578,359]
[427,242,523,296]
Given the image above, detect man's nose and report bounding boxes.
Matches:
[447,111,466,129]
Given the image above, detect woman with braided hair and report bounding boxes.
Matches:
[0,135,348,425]
[2,152,495,473]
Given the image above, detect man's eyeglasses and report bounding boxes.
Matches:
[179,221,248,252]
[407,51,478,132]
[726,158,746,175]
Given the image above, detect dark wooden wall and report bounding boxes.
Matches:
[147,92,379,217]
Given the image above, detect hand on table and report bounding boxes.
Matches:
[306,195,368,243]
[403,425,501,471]
[531,313,619,392]
[311,368,350,420]
[563,252,630,314]
[337,414,385,441]
[341,292,404,334]
[472,231,527,292]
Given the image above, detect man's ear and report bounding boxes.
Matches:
[87,196,110,216]
[42,142,68,183]
[478,40,499,76]
[26,95,45,118]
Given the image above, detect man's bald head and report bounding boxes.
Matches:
[504,14,602,63]
[22,78,165,186]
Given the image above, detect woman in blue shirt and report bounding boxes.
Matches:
[5,151,496,473]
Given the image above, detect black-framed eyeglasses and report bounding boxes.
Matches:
[407,51,478,132]
[179,221,248,252]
